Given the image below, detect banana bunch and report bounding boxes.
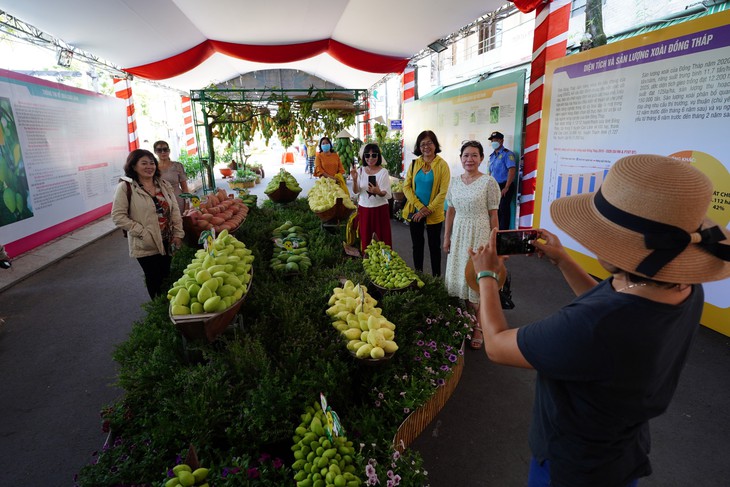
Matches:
[390,180,404,193]
[164,464,209,487]
[308,178,356,213]
[326,280,398,359]
[333,138,354,173]
[270,220,311,273]
[265,169,302,194]
[363,240,425,290]
[167,230,254,315]
[291,402,361,487]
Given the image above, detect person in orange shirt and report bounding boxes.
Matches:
[314,136,348,194]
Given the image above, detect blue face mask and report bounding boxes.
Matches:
[491,141,501,150]
[322,144,331,152]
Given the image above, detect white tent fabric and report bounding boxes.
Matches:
[1,0,508,90]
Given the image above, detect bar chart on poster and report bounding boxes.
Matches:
[535,10,730,334]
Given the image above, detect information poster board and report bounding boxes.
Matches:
[0,69,128,257]
[535,11,730,335]
[403,71,526,177]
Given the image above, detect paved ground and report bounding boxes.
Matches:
[1,152,728,486]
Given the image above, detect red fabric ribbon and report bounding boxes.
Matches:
[124,39,409,81]
[511,0,547,14]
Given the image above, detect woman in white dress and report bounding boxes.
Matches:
[443,140,501,349]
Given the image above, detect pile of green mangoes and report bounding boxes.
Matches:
[291,402,361,487]
[164,464,209,487]
[326,279,398,360]
[168,230,254,315]
[237,191,257,207]
[265,168,301,194]
[307,178,356,213]
[270,220,311,273]
[363,240,425,290]
[333,137,355,172]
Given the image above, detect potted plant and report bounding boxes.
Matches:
[229,168,258,189]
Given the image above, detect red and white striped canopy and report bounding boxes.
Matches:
[1,0,509,90]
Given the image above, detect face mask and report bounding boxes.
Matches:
[322,144,331,152]
[491,141,501,150]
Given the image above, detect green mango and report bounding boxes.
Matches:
[203,295,221,312]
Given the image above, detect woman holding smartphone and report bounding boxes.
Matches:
[443,140,500,348]
[350,143,392,252]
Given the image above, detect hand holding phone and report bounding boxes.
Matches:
[496,229,540,255]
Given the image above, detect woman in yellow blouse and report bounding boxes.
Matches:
[402,130,451,276]
[314,136,348,194]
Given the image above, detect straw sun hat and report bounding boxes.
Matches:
[550,154,730,284]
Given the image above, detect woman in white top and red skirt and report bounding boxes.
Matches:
[350,143,392,252]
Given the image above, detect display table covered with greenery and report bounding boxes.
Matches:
[77,200,474,487]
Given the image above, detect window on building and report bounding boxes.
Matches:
[478,19,501,54]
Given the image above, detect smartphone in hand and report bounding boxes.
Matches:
[368,175,377,187]
[496,229,539,255]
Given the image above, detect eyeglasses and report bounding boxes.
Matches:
[155,147,170,153]
[364,153,379,159]
[419,140,434,149]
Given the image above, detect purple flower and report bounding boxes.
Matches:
[392,450,401,461]
[387,470,396,479]
[272,457,283,469]
[448,353,458,363]
[404,407,410,414]
[440,365,450,371]
[426,318,433,324]
[423,351,431,358]
[414,356,422,362]
[222,467,230,478]
[416,340,425,346]
[366,464,377,477]
[387,481,395,487]
[375,400,381,407]
[259,452,271,463]
[399,391,406,397]
[437,378,446,386]
[247,467,260,479]
[378,392,384,400]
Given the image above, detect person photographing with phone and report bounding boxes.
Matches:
[350,143,392,252]
[468,154,730,486]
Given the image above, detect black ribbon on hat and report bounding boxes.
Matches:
[593,189,730,276]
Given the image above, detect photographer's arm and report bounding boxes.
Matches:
[532,229,597,296]
[469,229,532,368]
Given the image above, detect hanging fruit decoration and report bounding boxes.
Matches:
[274,98,297,149]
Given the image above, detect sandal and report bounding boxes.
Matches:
[470,326,484,349]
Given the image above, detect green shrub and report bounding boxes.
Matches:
[77,198,470,486]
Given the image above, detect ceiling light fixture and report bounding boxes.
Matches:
[427,41,448,53]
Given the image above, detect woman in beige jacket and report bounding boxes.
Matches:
[112,149,184,298]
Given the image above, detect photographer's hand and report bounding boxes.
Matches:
[533,228,597,296]
[467,228,531,369]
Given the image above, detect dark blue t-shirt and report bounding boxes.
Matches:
[517,279,704,487]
